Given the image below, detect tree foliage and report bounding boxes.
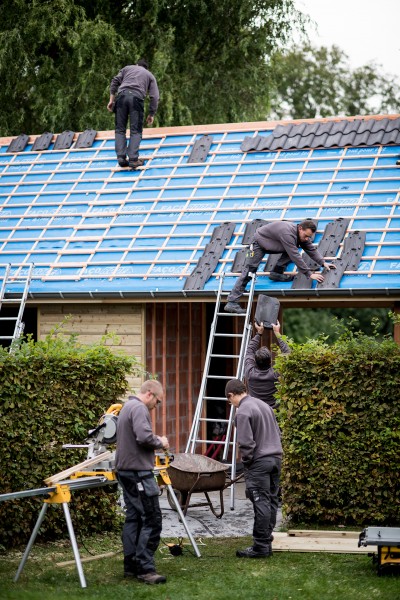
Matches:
[269,44,400,119]
[283,308,393,344]
[0,0,303,135]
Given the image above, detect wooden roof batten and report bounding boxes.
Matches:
[0,114,400,302]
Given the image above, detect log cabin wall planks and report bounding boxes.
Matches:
[38,303,145,394]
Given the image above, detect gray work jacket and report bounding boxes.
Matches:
[254,221,324,277]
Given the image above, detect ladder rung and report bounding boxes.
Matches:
[214,333,244,338]
[1,299,24,303]
[191,439,234,445]
[0,317,18,320]
[0,336,15,340]
[198,418,229,423]
[217,312,246,317]
[210,354,240,359]
[203,396,228,401]
[207,375,235,380]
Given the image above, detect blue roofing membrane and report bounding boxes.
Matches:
[0,122,400,297]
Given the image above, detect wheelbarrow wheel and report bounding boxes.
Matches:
[167,488,188,511]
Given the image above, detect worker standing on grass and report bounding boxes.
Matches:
[107,59,159,169]
[225,219,336,314]
[244,320,290,410]
[115,380,169,585]
[225,378,282,558]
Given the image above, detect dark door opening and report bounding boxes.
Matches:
[0,306,37,349]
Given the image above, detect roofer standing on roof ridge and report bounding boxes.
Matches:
[226,378,282,559]
[116,379,169,585]
[225,219,336,314]
[244,320,290,410]
[108,59,159,170]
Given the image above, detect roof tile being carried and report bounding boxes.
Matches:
[241,117,400,152]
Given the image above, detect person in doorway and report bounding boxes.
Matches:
[107,59,159,169]
[225,219,336,314]
[244,320,290,410]
[225,378,282,558]
[116,379,169,585]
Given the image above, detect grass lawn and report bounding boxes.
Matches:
[0,533,398,600]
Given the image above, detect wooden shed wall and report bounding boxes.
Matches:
[38,301,206,452]
[38,303,145,393]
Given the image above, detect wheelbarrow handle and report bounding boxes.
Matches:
[224,472,244,489]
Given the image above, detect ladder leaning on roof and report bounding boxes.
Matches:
[0,263,34,351]
[185,271,256,510]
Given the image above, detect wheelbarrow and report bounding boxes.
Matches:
[166,453,242,518]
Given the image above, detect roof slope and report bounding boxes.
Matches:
[0,115,399,299]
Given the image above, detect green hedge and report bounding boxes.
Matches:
[275,328,400,527]
[0,333,140,550]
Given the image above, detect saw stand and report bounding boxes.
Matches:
[12,473,118,589]
[8,460,201,588]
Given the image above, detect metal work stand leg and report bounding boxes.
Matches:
[14,503,49,582]
[166,484,201,558]
[62,502,87,588]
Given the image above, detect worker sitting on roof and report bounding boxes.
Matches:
[107,59,159,170]
[225,219,336,314]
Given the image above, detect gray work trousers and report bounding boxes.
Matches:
[117,470,162,574]
[114,90,144,161]
[227,241,291,303]
[243,455,281,553]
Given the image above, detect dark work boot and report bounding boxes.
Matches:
[123,554,137,578]
[129,157,145,170]
[268,271,294,282]
[236,545,272,558]
[117,156,129,168]
[137,571,167,584]
[224,302,246,314]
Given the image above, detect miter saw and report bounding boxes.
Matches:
[63,403,122,471]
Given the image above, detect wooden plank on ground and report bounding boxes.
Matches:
[56,550,121,567]
[273,532,367,554]
[287,530,360,539]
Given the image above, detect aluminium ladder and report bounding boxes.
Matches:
[0,263,34,351]
[185,272,256,509]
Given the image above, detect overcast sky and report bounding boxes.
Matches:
[294,0,400,81]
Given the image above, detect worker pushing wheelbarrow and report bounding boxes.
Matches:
[166,453,243,518]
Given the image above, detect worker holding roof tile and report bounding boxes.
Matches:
[244,320,290,410]
[225,219,336,314]
[108,59,159,170]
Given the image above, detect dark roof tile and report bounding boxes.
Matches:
[240,117,400,152]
